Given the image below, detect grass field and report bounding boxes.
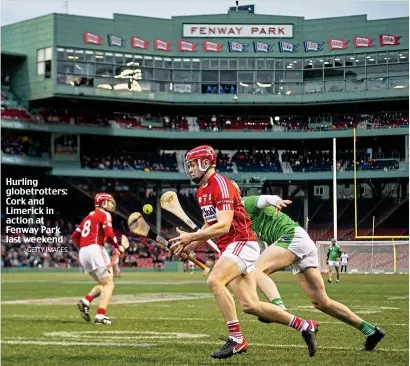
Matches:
[1,271,408,366]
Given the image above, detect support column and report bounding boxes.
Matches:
[303,184,309,231]
[156,182,161,233]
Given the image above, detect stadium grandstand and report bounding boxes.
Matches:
[1,9,408,274]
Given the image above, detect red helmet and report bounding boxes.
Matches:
[94,193,116,211]
[185,145,216,166]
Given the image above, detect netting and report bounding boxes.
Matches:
[316,240,409,273]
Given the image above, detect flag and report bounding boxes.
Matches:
[304,40,324,52]
[379,34,401,46]
[178,40,198,52]
[278,41,298,53]
[130,36,149,49]
[154,39,171,51]
[328,39,349,50]
[353,36,374,48]
[107,34,123,47]
[203,41,223,52]
[253,41,274,52]
[83,32,103,45]
[228,41,249,52]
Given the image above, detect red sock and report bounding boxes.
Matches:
[227,320,243,343]
[289,316,308,332]
[97,308,106,315]
[85,295,94,303]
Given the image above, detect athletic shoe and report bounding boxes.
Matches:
[94,315,112,325]
[336,279,340,283]
[327,279,332,283]
[77,299,90,322]
[361,328,385,351]
[210,336,248,359]
[301,320,319,357]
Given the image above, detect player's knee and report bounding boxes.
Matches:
[207,276,223,294]
[240,300,259,315]
[100,276,114,288]
[312,296,331,311]
[256,264,270,275]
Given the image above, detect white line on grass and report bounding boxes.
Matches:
[2,314,407,326]
[1,293,213,305]
[1,340,156,347]
[44,331,209,339]
[1,339,407,353]
[1,280,206,285]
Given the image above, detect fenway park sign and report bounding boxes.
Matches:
[183,24,293,38]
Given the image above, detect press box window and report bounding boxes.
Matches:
[37,47,52,79]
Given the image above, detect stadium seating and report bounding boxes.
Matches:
[233,149,283,172]
[81,151,178,172]
[1,134,50,159]
[3,105,408,133]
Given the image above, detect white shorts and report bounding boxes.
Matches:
[222,241,260,274]
[79,244,111,280]
[275,227,318,275]
[329,260,340,267]
[341,262,348,266]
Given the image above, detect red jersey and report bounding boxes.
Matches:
[70,209,117,248]
[196,172,256,252]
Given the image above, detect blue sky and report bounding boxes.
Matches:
[1,0,408,26]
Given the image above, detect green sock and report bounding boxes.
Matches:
[359,321,376,337]
[271,297,284,306]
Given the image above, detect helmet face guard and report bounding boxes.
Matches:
[95,193,116,212]
[102,198,116,212]
[184,158,212,184]
[185,145,216,184]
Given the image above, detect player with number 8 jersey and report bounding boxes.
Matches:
[70,193,119,325]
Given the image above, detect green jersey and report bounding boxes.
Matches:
[241,195,299,245]
[328,245,341,261]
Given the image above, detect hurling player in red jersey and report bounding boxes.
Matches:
[170,145,319,359]
[71,193,122,325]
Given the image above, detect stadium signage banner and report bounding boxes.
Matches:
[130,36,149,49]
[328,38,349,50]
[279,41,299,52]
[174,84,192,93]
[379,34,401,46]
[228,41,249,52]
[83,32,103,45]
[203,41,223,52]
[178,40,198,52]
[253,41,274,52]
[154,39,172,51]
[304,40,324,52]
[183,24,293,38]
[353,36,374,48]
[107,34,124,47]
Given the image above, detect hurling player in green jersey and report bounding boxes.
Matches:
[327,238,342,283]
[232,181,385,351]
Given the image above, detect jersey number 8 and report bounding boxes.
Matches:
[81,220,92,237]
